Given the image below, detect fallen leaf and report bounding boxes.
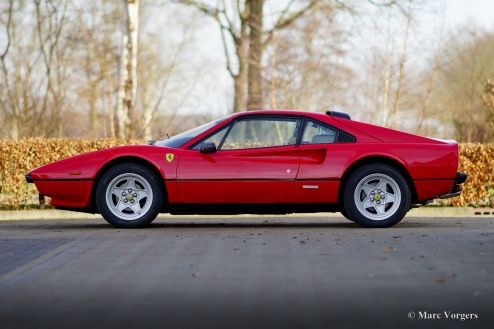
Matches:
[435,276,446,283]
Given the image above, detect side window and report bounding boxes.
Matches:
[192,125,229,150]
[302,121,337,144]
[221,118,300,150]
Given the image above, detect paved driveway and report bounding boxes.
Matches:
[0,216,492,329]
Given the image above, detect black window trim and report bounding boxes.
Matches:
[188,114,355,151]
[219,115,303,151]
[189,114,303,151]
[298,118,356,145]
[189,123,233,150]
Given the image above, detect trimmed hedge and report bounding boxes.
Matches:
[0,139,492,209]
[445,143,494,208]
[0,138,139,209]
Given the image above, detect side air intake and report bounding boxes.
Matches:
[338,131,356,143]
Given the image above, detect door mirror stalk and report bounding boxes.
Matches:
[200,142,217,154]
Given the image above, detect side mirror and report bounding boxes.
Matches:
[200,142,217,154]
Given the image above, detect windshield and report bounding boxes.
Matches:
[155,117,226,148]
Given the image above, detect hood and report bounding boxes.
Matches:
[28,145,170,181]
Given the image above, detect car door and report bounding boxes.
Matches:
[284,119,342,203]
[176,116,302,203]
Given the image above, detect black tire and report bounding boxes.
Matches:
[342,163,411,228]
[96,163,164,228]
[340,207,353,221]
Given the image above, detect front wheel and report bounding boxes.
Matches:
[96,163,164,228]
[342,163,411,228]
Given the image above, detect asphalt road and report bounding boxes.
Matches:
[0,216,493,329]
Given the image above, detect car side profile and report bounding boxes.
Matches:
[26,110,467,228]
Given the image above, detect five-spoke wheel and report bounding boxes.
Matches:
[106,173,153,221]
[354,173,401,221]
[96,163,164,228]
[342,163,411,227]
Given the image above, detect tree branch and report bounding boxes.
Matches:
[367,0,398,6]
[177,0,239,76]
[220,25,236,78]
[174,0,218,17]
[263,0,318,48]
[0,0,14,60]
[367,0,406,15]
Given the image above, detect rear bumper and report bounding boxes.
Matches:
[439,172,467,199]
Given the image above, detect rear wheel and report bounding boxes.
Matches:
[342,163,411,228]
[96,163,164,228]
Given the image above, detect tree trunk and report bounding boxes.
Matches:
[107,70,116,138]
[141,85,153,140]
[390,15,411,128]
[246,0,264,110]
[381,18,391,127]
[10,118,19,139]
[117,0,139,138]
[125,0,139,138]
[233,74,245,113]
[269,38,277,109]
[233,31,249,112]
[116,32,129,138]
[416,57,438,135]
[89,95,97,137]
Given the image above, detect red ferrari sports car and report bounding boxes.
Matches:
[26,110,466,228]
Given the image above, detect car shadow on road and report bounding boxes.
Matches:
[0,218,452,231]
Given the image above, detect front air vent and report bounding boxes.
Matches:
[338,132,356,143]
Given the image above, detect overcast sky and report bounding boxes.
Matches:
[445,0,494,31]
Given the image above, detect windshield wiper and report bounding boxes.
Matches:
[147,134,170,145]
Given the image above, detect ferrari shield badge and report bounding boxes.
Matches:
[165,153,174,163]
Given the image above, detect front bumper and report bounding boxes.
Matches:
[25,173,34,183]
[439,172,467,199]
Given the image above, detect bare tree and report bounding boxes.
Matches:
[389,11,411,128]
[34,0,70,136]
[416,35,443,135]
[116,0,139,138]
[380,14,391,127]
[264,4,353,112]
[482,78,494,141]
[71,1,122,138]
[0,0,17,138]
[176,0,317,112]
[0,0,71,138]
[430,29,494,142]
[246,0,264,110]
[0,0,216,139]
